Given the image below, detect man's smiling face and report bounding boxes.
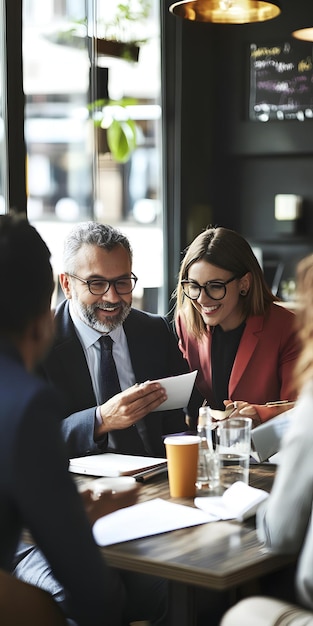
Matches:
[62,243,133,332]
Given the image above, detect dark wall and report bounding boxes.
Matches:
[166,0,313,277]
[163,0,313,298]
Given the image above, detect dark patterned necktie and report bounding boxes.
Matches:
[99,335,121,403]
[99,335,147,455]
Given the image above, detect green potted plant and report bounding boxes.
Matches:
[96,0,152,62]
[44,0,152,62]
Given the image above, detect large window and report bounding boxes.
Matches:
[23,0,163,312]
[0,0,8,213]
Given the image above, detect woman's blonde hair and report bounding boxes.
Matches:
[174,226,277,339]
[293,254,313,394]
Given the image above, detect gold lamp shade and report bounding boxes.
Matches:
[292,28,313,42]
[169,0,281,24]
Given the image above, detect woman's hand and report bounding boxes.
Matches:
[224,399,296,427]
[224,400,261,427]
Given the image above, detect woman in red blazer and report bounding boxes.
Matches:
[175,226,300,427]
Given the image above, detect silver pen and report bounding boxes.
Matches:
[265,400,294,407]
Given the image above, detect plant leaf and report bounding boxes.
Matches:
[107,119,137,163]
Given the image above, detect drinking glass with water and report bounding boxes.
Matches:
[218,417,252,490]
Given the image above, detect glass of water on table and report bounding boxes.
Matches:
[218,417,252,490]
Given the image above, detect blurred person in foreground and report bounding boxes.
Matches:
[0,213,143,626]
[174,226,299,428]
[256,252,313,610]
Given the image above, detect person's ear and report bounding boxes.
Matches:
[59,273,72,299]
[239,272,251,296]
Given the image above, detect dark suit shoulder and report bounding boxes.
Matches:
[39,300,95,414]
[53,300,76,345]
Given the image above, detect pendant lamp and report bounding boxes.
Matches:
[292,28,313,43]
[169,0,281,24]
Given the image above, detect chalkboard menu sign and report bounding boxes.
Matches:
[249,41,313,122]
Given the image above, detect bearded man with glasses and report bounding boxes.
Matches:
[46,221,196,457]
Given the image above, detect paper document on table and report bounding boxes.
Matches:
[195,481,269,522]
[69,453,167,477]
[93,498,214,546]
[151,370,197,412]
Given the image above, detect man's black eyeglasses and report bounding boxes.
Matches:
[67,273,138,296]
[181,275,238,301]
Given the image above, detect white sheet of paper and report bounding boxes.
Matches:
[92,497,214,546]
[195,481,269,522]
[151,370,197,412]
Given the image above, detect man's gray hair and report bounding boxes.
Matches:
[63,222,133,273]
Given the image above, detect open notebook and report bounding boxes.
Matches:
[69,453,167,478]
[195,481,269,522]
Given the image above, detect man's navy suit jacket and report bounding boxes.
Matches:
[40,301,198,458]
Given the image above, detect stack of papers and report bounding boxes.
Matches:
[195,481,269,522]
[91,483,269,546]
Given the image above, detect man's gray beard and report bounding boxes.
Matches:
[72,294,131,333]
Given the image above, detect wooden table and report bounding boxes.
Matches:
[77,464,295,626]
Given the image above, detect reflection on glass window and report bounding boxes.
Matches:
[23,0,163,313]
[0,0,8,214]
